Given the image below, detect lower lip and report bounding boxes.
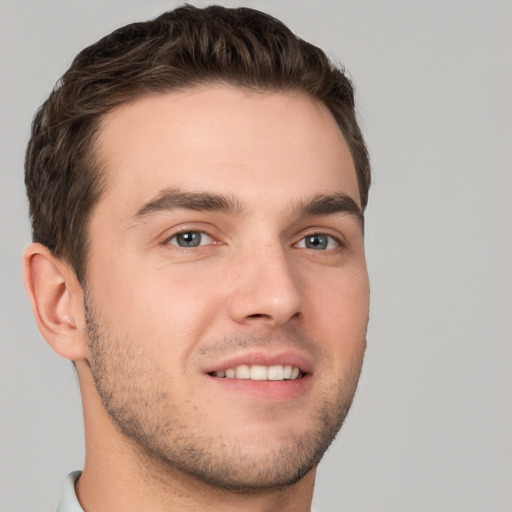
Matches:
[207,374,313,401]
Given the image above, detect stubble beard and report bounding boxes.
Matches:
[84,294,364,492]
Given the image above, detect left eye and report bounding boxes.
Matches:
[296,234,339,251]
[167,231,213,248]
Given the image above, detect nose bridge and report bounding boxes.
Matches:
[229,237,302,326]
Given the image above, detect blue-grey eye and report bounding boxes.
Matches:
[296,234,339,250]
[168,231,213,248]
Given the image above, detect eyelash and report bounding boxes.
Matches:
[294,233,342,251]
[165,230,215,248]
[164,230,343,251]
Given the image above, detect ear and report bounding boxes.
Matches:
[22,243,88,361]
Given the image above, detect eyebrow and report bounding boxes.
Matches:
[132,188,363,227]
[133,188,246,221]
[296,193,364,227]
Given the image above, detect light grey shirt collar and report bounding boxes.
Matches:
[56,471,83,512]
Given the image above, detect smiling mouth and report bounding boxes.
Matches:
[208,364,305,381]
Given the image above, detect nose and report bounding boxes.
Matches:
[228,243,302,327]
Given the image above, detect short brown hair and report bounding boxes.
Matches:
[25,5,370,284]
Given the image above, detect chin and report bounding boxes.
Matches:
[128,397,351,493]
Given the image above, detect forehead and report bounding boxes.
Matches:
[93,86,359,219]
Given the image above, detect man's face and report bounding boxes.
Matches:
[83,86,369,490]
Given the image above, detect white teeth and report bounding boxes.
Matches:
[212,364,302,381]
[235,364,251,379]
[268,365,284,380]
[250,365,267,380]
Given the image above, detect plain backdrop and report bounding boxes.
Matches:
[1,1,511,511]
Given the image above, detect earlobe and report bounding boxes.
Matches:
[22,243,88,361]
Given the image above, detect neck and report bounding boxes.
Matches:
[75,364,316,512]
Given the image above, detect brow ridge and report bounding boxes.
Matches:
[132,188,363,228]
[133,188,246,221]
[296,193,364,227]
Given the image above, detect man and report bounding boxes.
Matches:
[23,5,370,511]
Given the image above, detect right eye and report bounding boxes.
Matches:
[166,231,214,248]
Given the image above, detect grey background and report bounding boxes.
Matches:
[1,1,511,511]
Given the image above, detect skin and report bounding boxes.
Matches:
[23,86,369,512]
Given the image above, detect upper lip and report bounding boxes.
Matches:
[202,349,313,375]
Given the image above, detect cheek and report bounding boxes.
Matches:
[89,259,225,353]
[306,265,369,364]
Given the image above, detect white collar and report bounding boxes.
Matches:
[56,471,83,512]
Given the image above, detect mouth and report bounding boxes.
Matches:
[208,364,306,381]
[203,350,313,401]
